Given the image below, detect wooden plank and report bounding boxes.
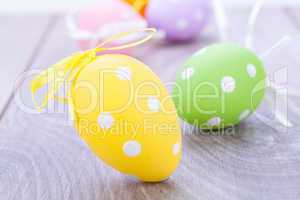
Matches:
[0,14,53,117]
[1,7,300,200]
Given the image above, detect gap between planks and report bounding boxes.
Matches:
[0,14,59,122]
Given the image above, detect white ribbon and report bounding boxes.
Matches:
[245,0,266,49]
[212,0,229,42]
[65,9,148,49]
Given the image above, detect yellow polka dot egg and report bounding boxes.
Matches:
[69,54,182,182]
[31,29,181,183]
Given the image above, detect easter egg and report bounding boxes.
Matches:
[67,0,147,50]
[70,54,182,182]
[172,43,266,129]
[145,0,211,41]
[123,0,149,16]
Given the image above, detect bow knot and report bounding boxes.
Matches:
[30,28,156,111]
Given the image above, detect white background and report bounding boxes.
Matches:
[1,0,300,13]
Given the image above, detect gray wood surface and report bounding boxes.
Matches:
[0,14,53,117]
[1,7,300,200]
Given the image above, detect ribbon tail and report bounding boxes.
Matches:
[266,80,293,127]
[30,55,75,111]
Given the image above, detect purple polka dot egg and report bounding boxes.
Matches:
[145,0,212,41]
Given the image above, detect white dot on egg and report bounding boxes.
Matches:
[148,97,160,112]
[247,64,257,78]
[181,67,194,80]
[122,11,133,19]
[172,142,180,155]
[98,112,115,129]
[239,109,251,121]
[176,19,188,30]
[194,48,206,56]
[123,140,141,157]
[194,11,203,21]
[116,67,132,80]
[221,76,236,93]
[207,117,221,126]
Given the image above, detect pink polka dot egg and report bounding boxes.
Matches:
[66,0,147,51]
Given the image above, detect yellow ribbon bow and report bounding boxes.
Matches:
[31,28,156,111]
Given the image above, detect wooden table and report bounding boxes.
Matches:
[1,7,300,200]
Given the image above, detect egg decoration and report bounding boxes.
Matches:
[31,29,182,182]
[66,0,147,50]
[123,0,149,16]
[145,0,211,41]
[71,54,181,182]
[172,43,266,129]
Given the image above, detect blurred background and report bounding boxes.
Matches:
[1,0,300,12]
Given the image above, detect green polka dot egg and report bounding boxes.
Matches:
[172,43,266,129]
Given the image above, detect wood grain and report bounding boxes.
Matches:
[0,14,53,117]
[1,7,300,200]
